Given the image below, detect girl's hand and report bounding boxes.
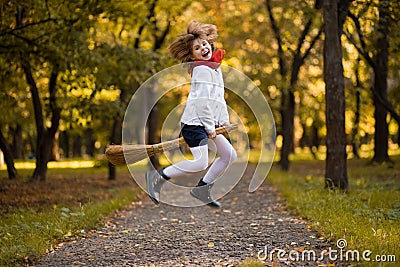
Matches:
[221,123,231,135]
[208,132,217,139]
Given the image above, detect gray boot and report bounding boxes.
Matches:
[145,169,168,205]
[190,179,221,208]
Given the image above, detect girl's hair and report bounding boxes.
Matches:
[168,20,218,63]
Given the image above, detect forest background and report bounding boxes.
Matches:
[0,0,399,183]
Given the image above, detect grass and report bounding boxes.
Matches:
[262,157,400,266]
[0,164,141,266]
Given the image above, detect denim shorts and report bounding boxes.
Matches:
[181,124,209,147]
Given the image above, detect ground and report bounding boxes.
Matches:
[35,164,337,266]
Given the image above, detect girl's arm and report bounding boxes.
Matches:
[220,102,230,126]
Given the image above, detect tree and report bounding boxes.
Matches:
[323,0,349,190]
[0,58,30,178]
[89,0,190,179]
[344,0,400,164]
[0,129,18,179]
[0,1,105,180]
[265,0,323,170]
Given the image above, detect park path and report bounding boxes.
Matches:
[37,164,333,267]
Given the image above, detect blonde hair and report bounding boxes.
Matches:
[168,20,218,63]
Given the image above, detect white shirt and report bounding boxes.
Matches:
[181,65,230,134]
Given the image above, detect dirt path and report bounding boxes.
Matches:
[37,164,332,266]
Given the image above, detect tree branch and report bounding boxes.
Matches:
[0,18,56,37]
[21,57,45,141]
[295,18,313,58]
[48,64,61,136]
[134,0,156,49]
[347,11,369,54]
[302,23,323,62]
[343,29,375,68]
[265,0,287,77]
[371,86,400,124]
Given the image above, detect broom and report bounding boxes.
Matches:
[105,124,238,166]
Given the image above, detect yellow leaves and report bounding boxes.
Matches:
[207,241,215,248]
[64,231,73,237]
[372,227,388,241]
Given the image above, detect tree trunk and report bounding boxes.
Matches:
[147,106,160,170]
[10,124,24,159]
[146,79,161,170]
[0,129,18,179]
[323,0,348,191]
[60,131,70,158]
[22,58,60,181]
[50,131,60,161]
[72,135,82,158]
[279,91,294,170]
[108,119,121,180]
[310,123,320,159]
[32,131,53,181]
[85,128,96,157]
[108,87,128,180]
[372,0,390,163]
[351,87,361,159]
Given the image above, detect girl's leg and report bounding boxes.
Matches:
[202,135,237,184]
[162,145,209,178]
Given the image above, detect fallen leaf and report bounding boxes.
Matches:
[64,231,72,237]
[294,247,304,253]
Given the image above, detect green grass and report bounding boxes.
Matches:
[0,188,139,266]
[0,163,141,267]
[265,158,400,266]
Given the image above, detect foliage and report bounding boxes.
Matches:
[0,0,399,172]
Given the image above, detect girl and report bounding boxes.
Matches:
[146,21,237,208]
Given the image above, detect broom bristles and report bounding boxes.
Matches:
[105,124,238,166]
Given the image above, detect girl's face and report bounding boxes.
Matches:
[191,38,212,61]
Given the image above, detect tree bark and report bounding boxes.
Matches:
[323,0,348,191]
[279,91,294,170]
[352,87,361,159]
[85,128,96,157]
[60,131,70,158]
[0,129,18,179]
[10,124,24,159]
[372,0,390,163]
[108,86,128,180]
[72,134,82,158]
[108,119,121,180]
[50,131,60,161]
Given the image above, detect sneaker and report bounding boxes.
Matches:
[145,170,167,205]
[190,180,221,208]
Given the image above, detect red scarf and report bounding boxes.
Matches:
[188,49,226,76]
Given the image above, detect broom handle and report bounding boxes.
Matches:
[146,124,238,156]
